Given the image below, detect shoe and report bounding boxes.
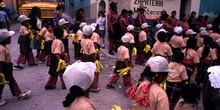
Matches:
[101,44,105,48]
[45,86,55,90]
[14,65,24,69]
[109,50,114,55]
[90,88,100,92]
[106,84,115,89]
[18,90,31,100]
[0,100,6,106]
[29,63,38,66]
[38,61,44,64]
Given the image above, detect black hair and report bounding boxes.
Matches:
[201,37,213,59]
[46,21,54,28]
[63,85,85,107]
[171,10,176,14]
[53,27,63,39]
[182,83,201,104]
[42,19,49,27]
[56,5,62,11]
[173,50,184,63]
[76,8,84,16]
[128,10,133,14]
[121,9,128,16]
[98,11,105,17]
[185,38,197,57]
[161,13,169,20]
[29,6,41,17]
[139,66,168,83]
[157,31,167,42]
[191,11,196,15]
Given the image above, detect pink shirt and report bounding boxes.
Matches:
[119,16,129,32]
[170,35,186,48]
[76,30,83,43]
[125,32,135,43]
[137,13,146,27]
[44,31,55,41]
[162,20,172,29]
[168,16,177,27]
[67,96,95,110]
[182,48,200,64]
[167,62,188,82]
[177,21,189,32]
[210,33,220,41]
[151,42,173,57]
[196,34,203,48]
[139,31,147,42]
[174,99,198,110]
[63,29,69,39]
[0,45,11,63]
[91,32,101,45]
[38,27,47,37]
[132,80,169,110]
[117,45,129,62]
[107,11,118,32]
[51,39,65,54]
[183,37,189,45]
[19,25,29,36]
[197,47,217,60]
[80,38,96,55]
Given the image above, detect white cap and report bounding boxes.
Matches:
[127,25,134,31]
[207,24,212,29]
[58,18,69,26]
[82,25,93,36]
[207,66,220,89]
[146,56,174,73]
[216,38,220,46]
[141,23,149,29]
[0,29,15,42]
[18,15,30,22]
[158,29,167,33]
[185,29,196,35]
[199,27,206,32]
[156,23,163,30]
[121,35,131,43]
[79,22,87,28]
[63,61,96,91]
[200,30,209,36]
[91,23,97,31]
[174,26,183,34]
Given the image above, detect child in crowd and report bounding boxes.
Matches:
[90,23,101,92]
[58,19,70,63]
[80,25,96,62]
[125,25,135,66]
[151,31,173,62]
[131,56,171,110]
[196,27,208,48]
[153,23,163,41]
[73,22,87,60]
[166,51,188,109]
[107,35,132,89]
[128,10,134,26]
[182,38,200,82]
[38,19,49,63]
[96,11,106,48]
[63,61,96,110]
[174,83,200,110]
[14,15,37,69]
[43,21,55,66]
[136,23,149,65]
[0,29,31,106]
[45,27,66,90]
[196,37,217,85]
[184,29,197,45]
[170,26,186,52]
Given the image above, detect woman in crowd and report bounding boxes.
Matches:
[107,2,119,55]
[53,5,62,28]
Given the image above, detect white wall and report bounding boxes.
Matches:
[190,0,201,17]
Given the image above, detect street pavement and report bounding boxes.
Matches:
[0,20,204,110]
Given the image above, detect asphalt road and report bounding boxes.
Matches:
[0,23,204,110]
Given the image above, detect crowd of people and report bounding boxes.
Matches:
[0,1,220,110]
